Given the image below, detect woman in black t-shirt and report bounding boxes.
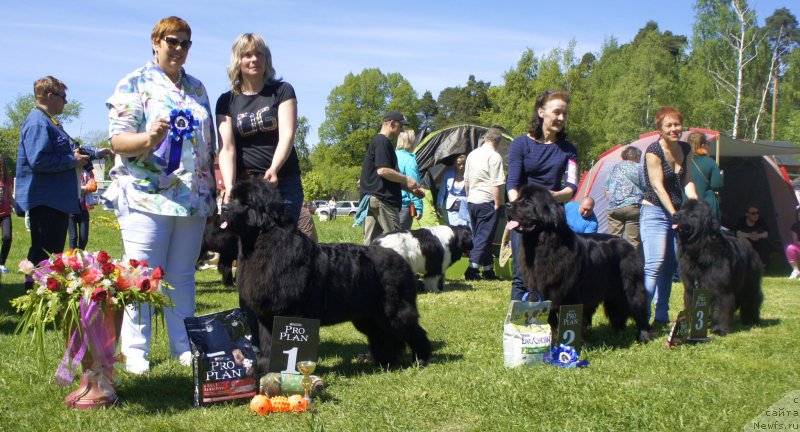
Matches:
[216,33,303,223]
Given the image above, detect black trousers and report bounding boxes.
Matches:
[27,206,69,265]
[0,215,11,265]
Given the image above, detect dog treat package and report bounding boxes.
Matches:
[503,300,552,367]
[260,372,325,397]
[184,309,258,406]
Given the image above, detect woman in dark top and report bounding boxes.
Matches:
[640,107,697,325]
[217,33,303,223]
[506,90,578,299]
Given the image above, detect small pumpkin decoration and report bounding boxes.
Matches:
[249,394,272,415]
[287,394,309,413]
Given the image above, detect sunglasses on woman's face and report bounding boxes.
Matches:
[163,36,192,49]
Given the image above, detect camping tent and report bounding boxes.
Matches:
[413,124,514,228]
[415,124,514,188]
[576,129,800,250]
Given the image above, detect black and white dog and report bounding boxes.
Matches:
[374,226,473,292]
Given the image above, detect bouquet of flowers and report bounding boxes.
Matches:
[11,249,173,399]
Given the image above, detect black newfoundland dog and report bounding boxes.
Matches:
[374,225,473,292]
[197,216,238,286]
[221,180,432,371]
[673,199,763,335]
[506,185,652,342]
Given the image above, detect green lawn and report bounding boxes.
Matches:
[0,211,797,431]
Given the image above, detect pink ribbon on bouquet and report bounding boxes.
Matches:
[54,299,117,387]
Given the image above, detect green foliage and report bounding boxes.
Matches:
[303,144,362,200]
[295,116,313,173]
[318,68,419,167]
[0,128,20,176]
[432,75,491,129]
[418,90,438,126]
[0,212,798,430]
[3,93,82,129]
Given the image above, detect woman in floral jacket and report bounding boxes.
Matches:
[104,16,215,374]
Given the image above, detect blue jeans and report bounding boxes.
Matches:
[468,202,499,268]
[277,175,304,224]
[68,209,90,250]
[509,229,527,300]
[640,204,677,323]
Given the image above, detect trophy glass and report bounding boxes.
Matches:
[296,360,317,404]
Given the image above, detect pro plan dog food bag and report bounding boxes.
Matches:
[503,300,552,367]
[184,309,258,406]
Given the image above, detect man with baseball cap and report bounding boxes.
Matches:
[359,110,424,244]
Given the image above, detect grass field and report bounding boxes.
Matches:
[0,210,798,431]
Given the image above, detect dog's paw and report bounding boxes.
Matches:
[711,326,729,336]
[637,329,653,343]
[415,356,432,367]
[355,352,374,364]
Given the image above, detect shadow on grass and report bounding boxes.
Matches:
[0,280,26,335]
[195,280,237,295]
[118,373,195,411]
[315,339,457,377]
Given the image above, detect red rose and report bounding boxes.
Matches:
[101,262,116,276]
[137,278,151,293]
[129,259,140,268]
[151,266,164,281]
[50,258,66,273]
[139,260,149,268]
[46,278,61,292]
[91,287,108,303]
[96,251,111,263]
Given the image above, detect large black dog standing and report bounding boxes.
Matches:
[221,180,432,372]
[506,185,652,342]
[374,225,473,293]
[673,199,763,335]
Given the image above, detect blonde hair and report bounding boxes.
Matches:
[33,76,67,103]
[688,132,709,156]
[396,129,416,151]
[227,33,276,95]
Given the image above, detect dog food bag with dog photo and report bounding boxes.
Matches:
[503,300,552,367]
[184,309,258,406]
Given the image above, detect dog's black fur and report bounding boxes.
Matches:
[506,185,652,342]
[197,216,238,286]
[221,180,432,372]
[673,199,763,335]
[374,225,473,292]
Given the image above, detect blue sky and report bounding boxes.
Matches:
[0,0,794,147]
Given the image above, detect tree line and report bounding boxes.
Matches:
[2,1,797,202]
[305,2,799,199]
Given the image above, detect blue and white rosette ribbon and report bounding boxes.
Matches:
[547,344,589,368]
[164,108,197,174]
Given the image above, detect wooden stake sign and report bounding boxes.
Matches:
[555,305,583,349]
[268,316,320,374]
[665,310,690,348]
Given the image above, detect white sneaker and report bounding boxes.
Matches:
[789,269,800,280]
[0,265,7,274]
[125,363,149,375]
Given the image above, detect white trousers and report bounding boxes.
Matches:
[116,205,205,371]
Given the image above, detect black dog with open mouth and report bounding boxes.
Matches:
[221,180,432,372]
[673,199,762,335]
[506,184,652,342]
